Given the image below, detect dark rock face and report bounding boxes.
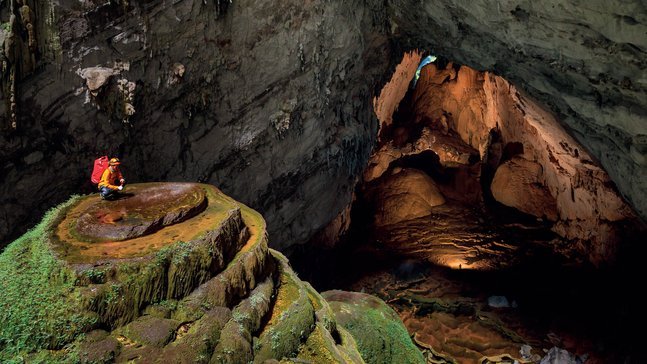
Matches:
[0,0,389,249]
[1,0,645,253]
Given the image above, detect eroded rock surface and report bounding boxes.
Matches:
[0,183,421,363]
[2,0,645,256]
[388,0,647,222]
[368,58,640,263]
[491,157,559,221]
[74,183,207,242]
[369,168,445,227]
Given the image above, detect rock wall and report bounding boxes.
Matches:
[387,0,647,221]
[368,60,637,262]
[0,0,390,249]
[1,0,645,253]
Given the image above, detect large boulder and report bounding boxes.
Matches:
[322,290,425,364]
[491,157,559,221]
[372,168,445,227]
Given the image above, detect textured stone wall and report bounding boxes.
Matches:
[1,0,645,251]
[0,0,390,249]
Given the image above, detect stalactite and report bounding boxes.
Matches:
[1,0,40,130]
[215,0,232,19]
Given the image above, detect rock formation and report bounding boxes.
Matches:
[0,0,645,263]
[490,157,558,221]
[0,183,422,363]
[369,168,445,227]
[367,57,640,263]
[0,0,389,251]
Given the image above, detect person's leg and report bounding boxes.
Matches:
[100,187,116,200]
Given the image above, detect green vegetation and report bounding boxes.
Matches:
[322,291,425,364]
[0,196,97,361]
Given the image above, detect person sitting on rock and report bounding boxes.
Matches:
[99,158,125,200]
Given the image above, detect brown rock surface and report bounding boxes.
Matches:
[75,183,207,242]
[372,168,445,227]
[491,157,558,221]
[55,183,237,263]
[370,60,638,262]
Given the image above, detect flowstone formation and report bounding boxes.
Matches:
[0,183,421,363]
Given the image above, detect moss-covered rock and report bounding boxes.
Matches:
[322,290,425,364]
[0,196,98,359]
[76,330,121,364]
[211,276,274,363]
[0,183,419,363]
[253,251,316,362]
[116,315,180,347]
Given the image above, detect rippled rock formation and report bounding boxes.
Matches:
[0,183,421,363]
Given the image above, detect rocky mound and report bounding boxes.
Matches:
[0,183,422,363]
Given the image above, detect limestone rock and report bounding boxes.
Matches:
[389,0,647,223]
[2,0,644,264]
[117,316,180,347]
[372,168,445,227]
[371,58,639,262]
[322,290,425,364]
[74,183,207,241]
[0,184,411,363]
[78,67,119,94]
[0,0,389,252]
[491,157,558,221]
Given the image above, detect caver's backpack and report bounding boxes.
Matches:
[91,156,110,184]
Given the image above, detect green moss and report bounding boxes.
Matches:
[322,291,425,364]
[0,196,97,360]
[253,252,315,363]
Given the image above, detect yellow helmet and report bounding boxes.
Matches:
[109,158,121,166]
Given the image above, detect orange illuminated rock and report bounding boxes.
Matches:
[491,157,558,221]
[370,59,638,263]
[372,168,445,227]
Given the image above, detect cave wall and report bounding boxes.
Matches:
[387,0,647,221]
[0,0,390,249]
[1,0,645,252]
[410,63,635,262]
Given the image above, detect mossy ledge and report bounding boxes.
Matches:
[0,183,422,363]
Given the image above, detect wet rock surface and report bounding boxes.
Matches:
[74,183,207,241]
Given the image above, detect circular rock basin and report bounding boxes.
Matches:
[54,183,241,264]
[74,183,207,242]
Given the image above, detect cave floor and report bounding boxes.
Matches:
[292,201,642,363]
